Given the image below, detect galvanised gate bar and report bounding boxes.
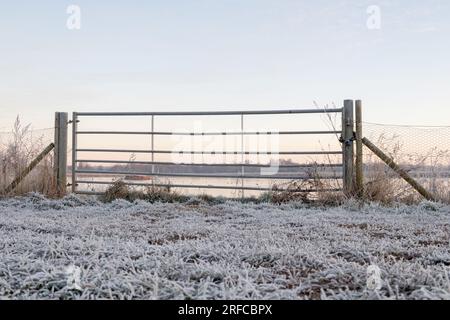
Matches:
[71,101,354,196]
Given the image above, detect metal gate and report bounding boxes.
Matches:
[71,102,354,197]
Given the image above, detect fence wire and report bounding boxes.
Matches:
[1,117,449,201]
[0,128,54,150]
[363,122,450,165]
[362,122,450,202]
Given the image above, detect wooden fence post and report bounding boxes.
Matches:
[54,112,68,196]
[342,100,355,196]
[362,137,436,201]
[5,143,55,194]
[355,100,364,197]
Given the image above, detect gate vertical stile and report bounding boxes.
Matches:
[151,115,155,187]
[241,113,245,199]
[72,112,78,194]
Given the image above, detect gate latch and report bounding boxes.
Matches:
[339,134,356,146]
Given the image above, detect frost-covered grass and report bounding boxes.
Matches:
[0,193,450,300]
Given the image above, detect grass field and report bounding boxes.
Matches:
[1,194,450,300]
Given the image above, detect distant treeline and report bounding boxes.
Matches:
[73,159,338,175]
[71,160,450,177]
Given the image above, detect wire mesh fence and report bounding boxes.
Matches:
[362,122,450,203]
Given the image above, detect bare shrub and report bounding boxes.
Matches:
[363,136,400,205]
[102,180,187,203]
[263,164,344,205]
[362,134,450,205]
[261,183,311,205]
[143,185,187,203]
[0,117,56,197]
[102,180,131,202]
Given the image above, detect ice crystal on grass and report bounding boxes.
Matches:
[0,194,449,300]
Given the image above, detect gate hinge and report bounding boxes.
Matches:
[68,120,80,124]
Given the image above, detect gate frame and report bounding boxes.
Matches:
[69,105,354,197]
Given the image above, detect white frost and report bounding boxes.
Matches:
[0,194,449,300]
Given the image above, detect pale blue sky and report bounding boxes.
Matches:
[1,0,449,130]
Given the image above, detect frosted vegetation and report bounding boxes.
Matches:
[0,193,449,300]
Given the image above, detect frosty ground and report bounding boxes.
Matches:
[0,194,449,300]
